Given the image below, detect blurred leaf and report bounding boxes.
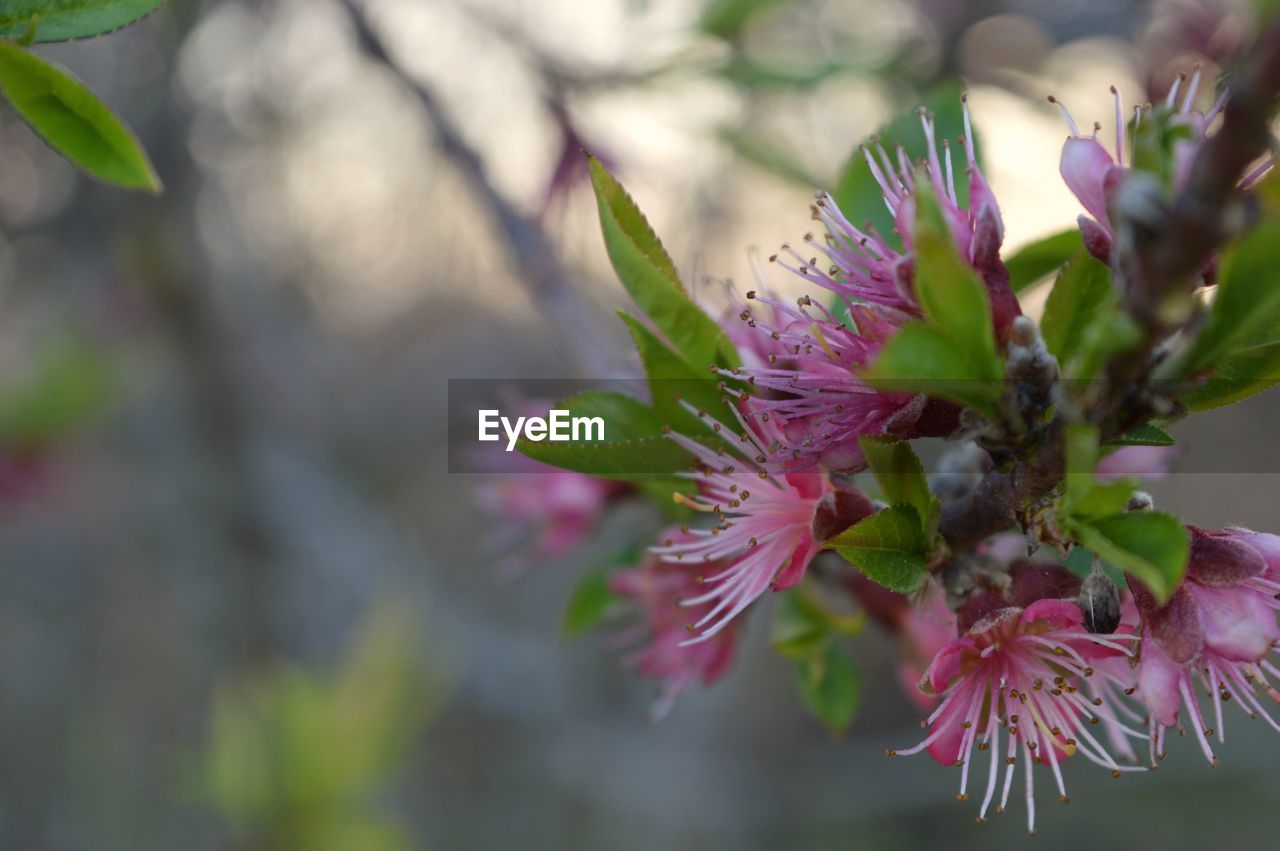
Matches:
[1132,106,1195,191]
[1109,425,1176,446]
[913,182,999,368]
[698,0,785,40]
[619,312,740,437]
[1005,229,1084,293]
[832,83,975,251]
[862,324,1000,416]
[795,642,862,737]
[772,589,831,659]
[587,155,735,369]
[1176,216,1280,375]
[1182,341,1280,411]
[0,41,159,191]
[1061,424,1136,521]
[516,390,700,479]
[828,506,928,594]
[0,0,166,42]
[1070,309,1143,382]
[1069,512,1188,602]
[563,567,615,637]
[858,436,938,541]
[716,55,856,90]
[0,340,111,450]
[1041,251,1115,368]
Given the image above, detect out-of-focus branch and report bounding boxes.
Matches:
[938,16,1280,554]
[337,0,610,370]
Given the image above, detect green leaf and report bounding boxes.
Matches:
[795,642,862,737]
[1069,511,1189,602]
[1132,106,1195,191]
[1182,341,1280,411]
[698,0,786,40]
[832,83,976,252]
[1062,423,1136,521]
[563,568,615,636]
[1109,425,1176,447]
[912,182,998,368]
[0,0,166,42]
[1177,216,1280,374]
[516,391,697,480]
[1041,251,1115,368]
[618,312,739,437]
[587,155,735,369]
[858,436,938,540]
[827,506,928,593]
[1004,229,1084,293]
[0,339,111,449]
[0,41,159,191]
[771,590,831,659]
[862,324,1000,417]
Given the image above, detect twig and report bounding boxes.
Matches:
[938,17,1280,553]
[338,0,611,370]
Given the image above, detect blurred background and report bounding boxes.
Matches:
[2,0,1278,847]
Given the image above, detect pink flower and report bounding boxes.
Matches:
[1051,72,1274,263]
[891,596,1141,832]
[1133,526,1280,765]
[611,533,738,719]
[477,468,622,563]
[652,400,874,642]
[726,293,959,472]
[769,96,1020,341]
[1095,445,1179,481]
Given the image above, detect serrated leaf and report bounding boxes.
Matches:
[1182,340,1280,411]
[0,0,166,42]
[0,41,159,191]
[618,312,740,437]
[1109,425,1176,446]
[862,324,1000,417]
[1070,511,1189,602]
[1005,229,1084,293]
[827,506,928,593]
[587,155,735,369]
[562,568,615,636]
[832,84,976,252]
[1177,216,1280,375]
[913,183,999,369]
[795,642,862,737]
[858,436,938,540]
[516,391,696,479]
[1041,251,1115,369]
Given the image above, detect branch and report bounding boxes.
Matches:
[337,0,611,369]
[939,18,1280,554]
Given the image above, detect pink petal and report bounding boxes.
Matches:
[1060,137,1119,227]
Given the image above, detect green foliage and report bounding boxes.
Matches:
[1109,425,1176,447]
[863,182,1002,417]
[1061,424,1137,521]
[1070,512,1189,602]
[203,602,433,851]
[0,41,159,191]
[1176,215,1280,377]
[1131,106,1196,191]
[619,312,740,438]
[587,155,736,369]
[0,339,112,451]
[516,390,697,480]
[1040,251,1116,370]
[795,642,862,737]
[1004,229,1084,293]
[698,0,786,41]
[833,83,975,251]
[771,585,864,659]
[828,506,928,593]
[858,436,939,542]
[562,543,643,637]
[0,0,166,42]
[1182,341,1280,411]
